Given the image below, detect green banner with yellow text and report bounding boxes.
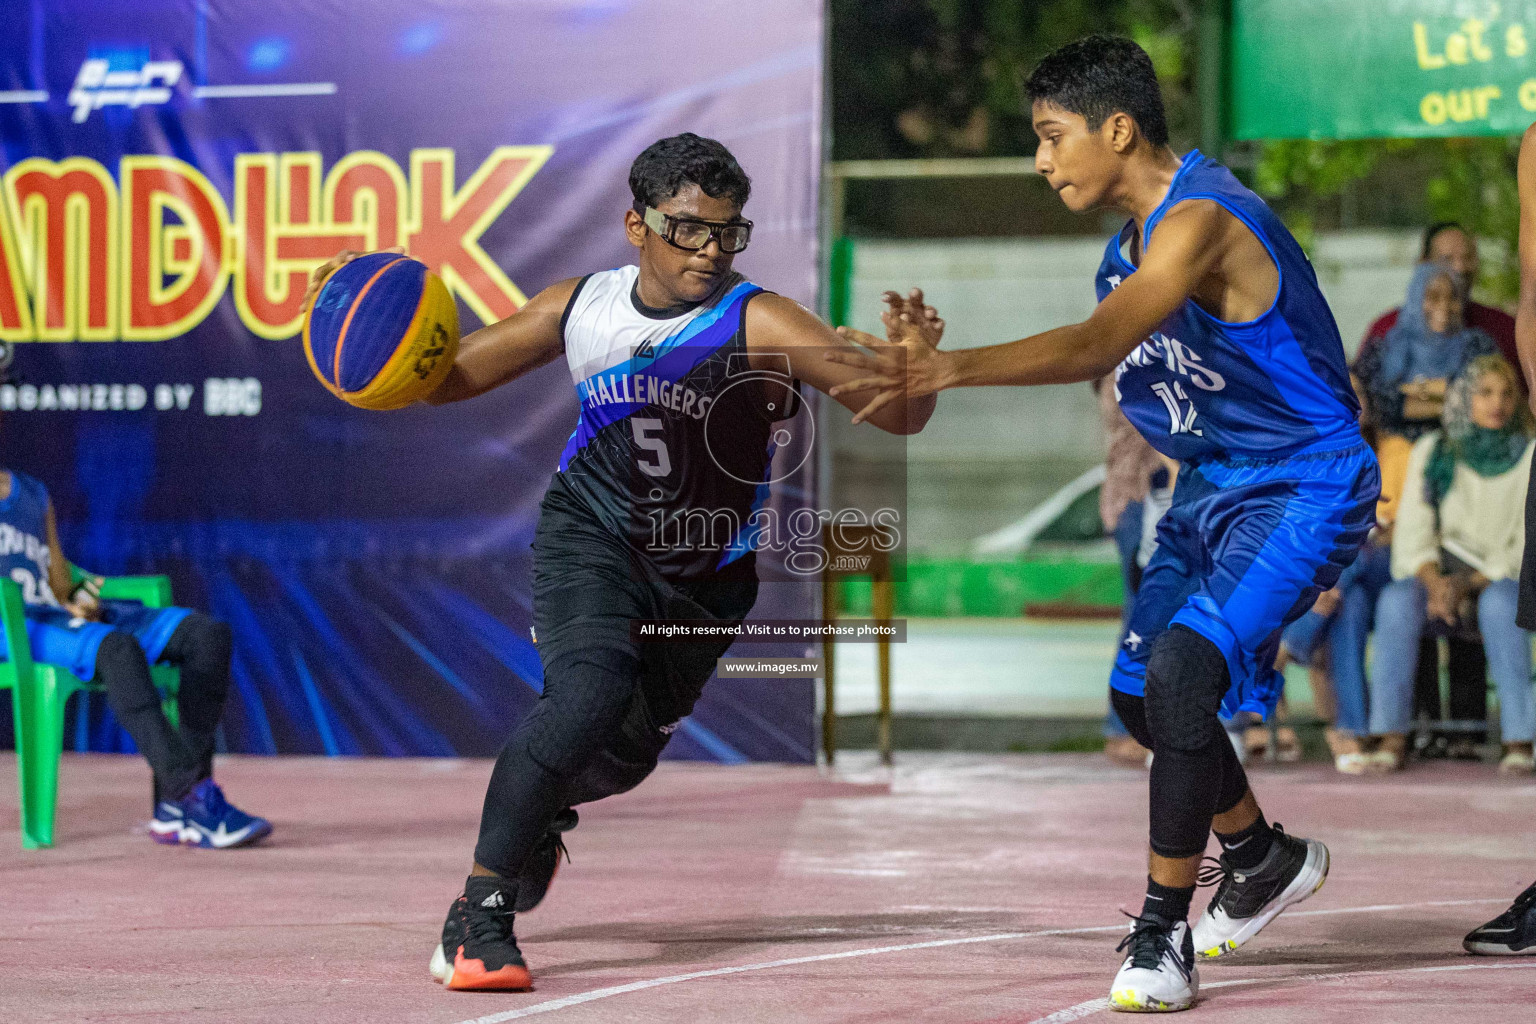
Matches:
[1231,0,1536,138]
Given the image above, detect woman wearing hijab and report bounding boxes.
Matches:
[1368,354,1535,773]
[1361,260,1500,506]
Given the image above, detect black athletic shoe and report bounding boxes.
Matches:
[1191,824,1329,960]
[1464,882,1536,955]
[516,808,577,913]
[429,876,533,991]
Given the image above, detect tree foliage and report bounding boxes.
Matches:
[830,0,1201,159]
[1254,138,1521,303]
[830,0,1525,305]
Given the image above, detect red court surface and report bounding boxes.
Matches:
[3,751,1533,1023]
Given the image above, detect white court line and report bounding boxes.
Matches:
[446,898,1507,1024]
[0,91,47,103]
[191,83,337,98]
[1026,960,1536,1024]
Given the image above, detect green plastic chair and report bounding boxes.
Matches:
[1,570,179,849]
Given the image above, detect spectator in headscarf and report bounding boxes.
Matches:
[1369,355,1535,773]
[1363,260,1499,449]
[1357,223,1521,387]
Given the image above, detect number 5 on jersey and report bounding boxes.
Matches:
[631,417,672,476]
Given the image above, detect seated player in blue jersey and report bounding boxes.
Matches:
[0,468,269,848]
[304,134,936,991]
[831,37,1379,1012]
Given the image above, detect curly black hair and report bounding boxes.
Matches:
[629,133,752,211]
[1024,35,1169,148]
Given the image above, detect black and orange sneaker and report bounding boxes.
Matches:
[516,809,577,913]
[430,876,533,991]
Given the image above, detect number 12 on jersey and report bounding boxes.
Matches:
[1149,381,1202,437]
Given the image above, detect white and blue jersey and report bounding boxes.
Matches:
[0,470,189,681]
[551,265,791,578]
[1100,152,1380,718]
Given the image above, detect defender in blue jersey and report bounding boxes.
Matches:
[306,134,935,991]
[0,468,269,848]
[833,38,1379,1012]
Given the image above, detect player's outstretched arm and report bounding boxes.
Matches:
[825,202,1227,418]
[746,291,938,435]
[1517,122,1536,413]
[421,278,578,405]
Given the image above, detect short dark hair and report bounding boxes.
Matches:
[629,133,751,212]
[1421,220,1469,258]
[1024,35,1169,148]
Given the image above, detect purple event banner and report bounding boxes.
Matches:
[0,0,823,762]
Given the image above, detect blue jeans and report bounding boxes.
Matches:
[1278,546,1387,737]
[1368,577,1535,742]
[1327,544,1392,736]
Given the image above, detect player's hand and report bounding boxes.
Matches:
[300,246,405,316]
[825,299,952,425]
[881,288,944,347]
[66,575,104,622]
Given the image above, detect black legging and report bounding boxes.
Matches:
[95,613,233,805]
[472,493,755,879]
[1111,625,1252,859]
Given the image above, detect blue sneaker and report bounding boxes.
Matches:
[150,778,272,849]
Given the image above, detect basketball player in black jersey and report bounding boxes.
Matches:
[306,134,936,990]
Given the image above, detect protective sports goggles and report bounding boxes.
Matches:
[641,206,752,254]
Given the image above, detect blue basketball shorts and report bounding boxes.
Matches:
[1109,442,1380,720]
[5,600,193,682]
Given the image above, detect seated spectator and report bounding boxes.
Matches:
[0,468,271,845]
[1361,259,1498,473]
[1367,355,1535,773]
[1358,222,1522,389]
[1361,256,1504,763]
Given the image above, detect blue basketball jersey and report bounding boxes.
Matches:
[0,470,61,607]
[1096,151,1361,462]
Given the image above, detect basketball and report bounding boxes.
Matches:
[302,253,459,410]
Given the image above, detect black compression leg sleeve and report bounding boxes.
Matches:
[94,631,202,801]
[157,613,233,788]
[1112,685,1249,819]
[473,633,646,878]
[1110,687,1155,749]
[1142,625,1249,859]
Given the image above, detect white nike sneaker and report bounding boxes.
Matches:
[1192,825,1328,960]
[1109,914,1199,1013]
